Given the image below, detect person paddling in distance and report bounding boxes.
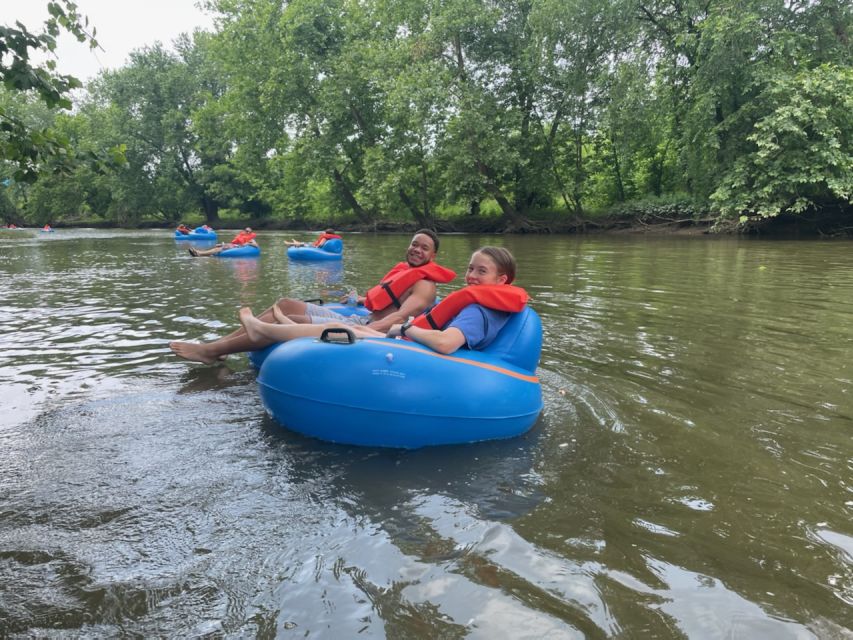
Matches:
[236,246,526,356]
[284,228,341,248]
[169,230,455,363]
[189,227,258,257]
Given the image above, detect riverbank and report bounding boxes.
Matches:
[11,206,850,237]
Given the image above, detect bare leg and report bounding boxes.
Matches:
[192,244,225,257]
[239,307,325,344]
[213,298,308,342]
[169,297,312,363]
[349,325,385,338]
[272,305,296,325]
[169,341,223,364]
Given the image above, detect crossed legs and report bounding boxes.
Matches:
[169,298,306,363]
[239,306,382,344]
[169,297,356,364]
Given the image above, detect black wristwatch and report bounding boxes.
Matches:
[400,321,412,337]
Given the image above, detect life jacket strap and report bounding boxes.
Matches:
[423,310,440,330]
[380,282,403,309]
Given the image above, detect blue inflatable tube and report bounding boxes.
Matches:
[216,244,260,258]
[255,307,543,448]
[175,227,218,241]
[287,238,343,261]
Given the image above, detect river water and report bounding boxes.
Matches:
[0,230,850,638]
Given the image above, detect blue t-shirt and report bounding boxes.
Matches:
[446,304,511,350]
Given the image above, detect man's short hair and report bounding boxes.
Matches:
[414,228,439,252]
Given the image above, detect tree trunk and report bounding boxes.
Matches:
[453,34,466,81]
[572,125,585,216]
[475,160,528,228]
[419,159,431,224]
[202,195,220,224]
[543,107,580,217]
[332,168,373,224]
[398,188,429,227]
[514,91,534,213]
[610,132,625,202]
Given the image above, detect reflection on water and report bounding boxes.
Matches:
[0,230,851,636]
[173,237,217,250]
[286,259,344,298]
[219,257,261,286]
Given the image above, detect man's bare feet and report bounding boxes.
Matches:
[169,341,220,364]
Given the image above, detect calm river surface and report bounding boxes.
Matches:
[0,229,850,638]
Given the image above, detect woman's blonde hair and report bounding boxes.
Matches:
[475,246,516,284]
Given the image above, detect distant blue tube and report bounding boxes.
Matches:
[255,307,543,448]
[287,238,343,261]
[175,228,218,241]
[216,244,260,258]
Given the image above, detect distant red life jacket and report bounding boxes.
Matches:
[231,231,257,245]
[314,232,342,246]
[364,262,457,312]
[411,284,529,330]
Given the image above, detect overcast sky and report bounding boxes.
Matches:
[1,0,216,82]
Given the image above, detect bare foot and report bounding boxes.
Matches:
[169,341,220,364]
[239,307,265,342]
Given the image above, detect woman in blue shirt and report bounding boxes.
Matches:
[237,246,520,356]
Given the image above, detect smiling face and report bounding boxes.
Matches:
[405,233,437,267]
[465,251,508,286]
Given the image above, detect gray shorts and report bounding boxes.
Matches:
[305,302,372,326]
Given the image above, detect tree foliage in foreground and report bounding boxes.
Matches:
[0,1,124,185]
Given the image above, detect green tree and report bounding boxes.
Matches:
[0,1,104,182]
[94,34,231,223]
[711,64,853,220]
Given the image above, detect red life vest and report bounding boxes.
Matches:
[314,232,342,246]
[411,284,529,330]
[231,231,257,245]
[364,262,457,311]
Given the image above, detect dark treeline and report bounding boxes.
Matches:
[1,0,851,232]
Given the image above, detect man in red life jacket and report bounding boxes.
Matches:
[170,230,454,364]
[189,227,258,257]
[219,246,526,359]
[176,223,191,235]
[284,228,341,248]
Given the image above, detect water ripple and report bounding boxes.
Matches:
[1,233,852,635]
